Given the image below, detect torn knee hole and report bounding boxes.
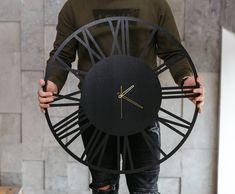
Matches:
[98,185,111,191]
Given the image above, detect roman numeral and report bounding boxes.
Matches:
[139,28,158,58]
[109,19,130,56]
[154,55,185,75]
[52,110,88,146]
[75,29,106,65]
[162,85,199,99]
[141,130,166,158]
[158,108,191,137]
[122,136,134,170]
[56,57,87,79]
[81,129,110,167]
[50,91,80,107]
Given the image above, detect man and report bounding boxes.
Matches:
[38,0,205,193]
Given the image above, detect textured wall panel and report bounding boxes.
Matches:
[183,73,219,149]
[167,0,185,40]
[22,161,44,189]
[185,0,221,72]
[0,0,21,21]
[22,72,44,160]
[0,53,21,113]
[0,114,21,144]
[222,0,235,33]
[44,0,67,25]
[21,0,44,70]
[181,149,217,194]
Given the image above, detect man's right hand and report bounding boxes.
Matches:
[38,79,58,113]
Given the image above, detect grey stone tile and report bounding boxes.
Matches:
[0,114,21,144]
[44,0,67,25]
[159,150,182,177]
[22,161,44,189]
[181,149,217,194]
[68,191,91,194]
[22,72,45,160]
[45,147,67,177]
[183,73,219,149]
[0,53,21,113]
[44,25,57,66]
[158,69,182,117]
[167,0,185,40]
[0,172,22,187]
[0,145,22,173]
[21,0,44,70]
[0,23,20,53]
[43,117,62,148]
[158,177,180,194]
[67,135,85,162]
[21,188,45,194]
[45,190,66,194]
[45,176,68,191]
[222,0,235,33]
[67,162,89,191]
[0,0,21,21]
[160,121,185,155]
[185,0,221,72]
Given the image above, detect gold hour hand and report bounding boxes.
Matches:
[122,95,144,109]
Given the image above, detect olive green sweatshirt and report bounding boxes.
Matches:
[46,0,192,92]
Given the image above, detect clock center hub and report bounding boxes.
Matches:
[81,56,162,136]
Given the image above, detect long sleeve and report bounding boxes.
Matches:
[45,0,78,93]
[157,0,193,85]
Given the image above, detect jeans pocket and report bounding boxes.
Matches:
[146,121,161,147]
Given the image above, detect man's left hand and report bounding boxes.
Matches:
[183,76,205,113]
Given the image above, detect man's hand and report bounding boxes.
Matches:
[183,76,205,113]
[38,79,58,113]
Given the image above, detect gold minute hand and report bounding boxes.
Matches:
[122,95,144,109]
[118,85,134,98]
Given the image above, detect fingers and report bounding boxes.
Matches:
[38,79,55,113]
[192,84,205,113]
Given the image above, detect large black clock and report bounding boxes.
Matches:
[44,17,199,174]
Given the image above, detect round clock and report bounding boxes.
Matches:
[44,17,199,174]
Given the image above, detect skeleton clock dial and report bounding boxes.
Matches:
[44,17,199,174]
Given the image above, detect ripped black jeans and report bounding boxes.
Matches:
[81,121,161,194]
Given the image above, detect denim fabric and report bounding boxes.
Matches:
[80,120,161,194]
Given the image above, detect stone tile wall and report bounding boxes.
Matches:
[0,0,221,193]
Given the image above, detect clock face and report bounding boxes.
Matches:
[44,17,199,174]
[81,55,161,136]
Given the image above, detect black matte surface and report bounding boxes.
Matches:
[81,56,161,136]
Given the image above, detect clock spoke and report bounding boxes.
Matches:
[95,134,110,167]
[141,130,163,159]
[56,56,87,78]
[158,118,186,137]
[75,29,106,65]
[81,128,99,161]
[50,103,80,107]
[65,122,91,147]
[83,130,103,162]
[56,113,86,136]
[158,117,190,129]
[53,109,79,129]
[154,54,185,75]
[139,28,158,58]
[162,85,199,99]
[122,136,134,171]
[53,91,80,102]
[159,108,191,126]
